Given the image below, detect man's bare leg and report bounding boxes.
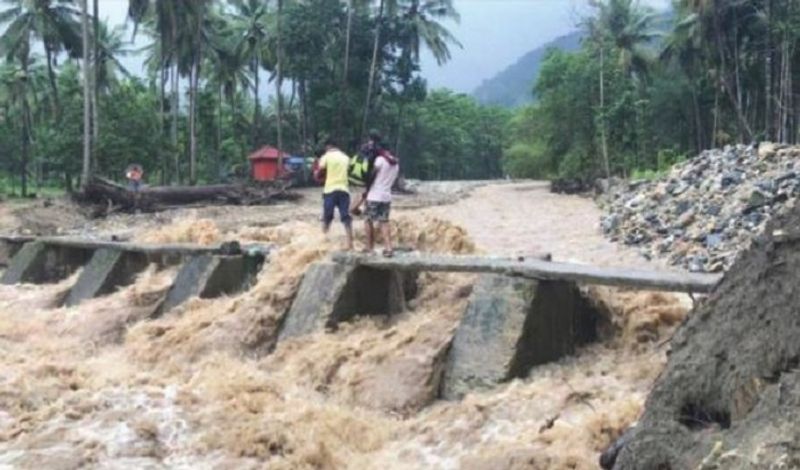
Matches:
[344,223,354,251]
[380,221,393,255]
[364,220,375,252]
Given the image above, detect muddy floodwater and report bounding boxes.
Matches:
[0,182,690,469]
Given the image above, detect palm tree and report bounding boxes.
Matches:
[178,0,213,185]
[207,17,251,180]
[362,0,398,137]
[393,0,461,156]
[397,0,461,66]
[230,0,271,148]
[94,22,134,94]
[590,0,659,79]
[0,0,82,117]
[584,0,658,177]
[128,0,182,182]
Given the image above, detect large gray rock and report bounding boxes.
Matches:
[63,248,149,307]
[1,241,93,285]
[441,274,600,400]
[278,262,412,340]
[156,254,264,315]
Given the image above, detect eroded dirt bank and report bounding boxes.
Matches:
[0,182,689,469]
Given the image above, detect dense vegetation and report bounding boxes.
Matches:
[3,0,799,197]
[506,0,800,180]
[0,0,511,196]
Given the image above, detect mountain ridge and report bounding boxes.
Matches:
[472,30,583,108]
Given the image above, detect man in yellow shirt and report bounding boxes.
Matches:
[314,139,354,250]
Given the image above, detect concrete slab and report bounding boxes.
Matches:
[441,274,600,400]
[1,241,93,285]
[156,254,264,315]
[63,248,150,307]
[278,262,413,341]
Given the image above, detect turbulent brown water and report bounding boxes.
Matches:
[0,183,689,469]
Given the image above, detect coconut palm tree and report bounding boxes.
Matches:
[0,0,82,117]
[94,22,134,94]
[361,0,398,137]
[230,0,271,148]
[392,0,461,156]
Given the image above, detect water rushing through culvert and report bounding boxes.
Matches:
[0,192,689,469]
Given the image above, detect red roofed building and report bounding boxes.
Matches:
[248,146,289,181]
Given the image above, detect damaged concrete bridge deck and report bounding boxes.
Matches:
[280,252,722,399]
[0,235,269,313]
[1,234,723,402]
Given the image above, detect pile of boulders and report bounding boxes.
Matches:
[600,143,800,272]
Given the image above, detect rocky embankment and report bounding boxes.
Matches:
[609,180,800,469]
[600,143,800,272]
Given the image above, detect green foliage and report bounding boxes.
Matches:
[502,0,800,182]
[503,143,550,178]
[397,90,510,180]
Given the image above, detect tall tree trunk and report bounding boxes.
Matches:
[171,64,180,183]
[160,65,167,184]
[362,0,385,137]
[189,59,198,185]
[92,0,99,144]
[299,77,308,149]
[276,0,284,171]
[80,0,92,189]
[44,44,60,117]
[764,0,773,141]
[599,45,610,178]
[691,86,703,153]
[217,84,223,182]
[253,56,260,148]
[712,2,753,142]
[338,0,353,141]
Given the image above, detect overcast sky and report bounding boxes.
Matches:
[95,0,672,94]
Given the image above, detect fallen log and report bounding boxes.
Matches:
[75,176,297,215]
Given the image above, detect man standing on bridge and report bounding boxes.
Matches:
[314,139,354,250]
[363,140,399,257]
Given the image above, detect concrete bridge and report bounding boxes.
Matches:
[0,235,268,313]
[1,236,722,400]
[280,252,721,399]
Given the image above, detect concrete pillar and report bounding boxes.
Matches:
[156,254,264,315]
[0,239,27,268]
[278,262,413,341]
[1,241,93,285]
[441,274,600,400]
[63,248,151,307]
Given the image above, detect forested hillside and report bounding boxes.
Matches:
[504,0,800,181]
[472,31,582,108]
